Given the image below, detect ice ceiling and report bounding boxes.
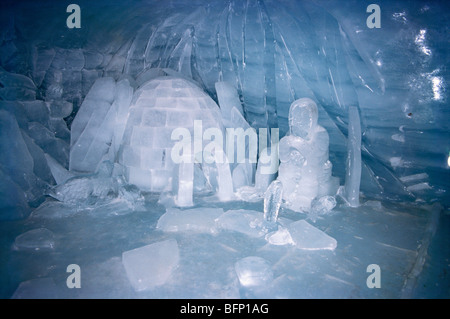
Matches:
[0,0,449,299]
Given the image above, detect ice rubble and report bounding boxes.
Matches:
[156,206,337,251]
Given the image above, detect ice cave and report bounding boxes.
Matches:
[0,0,449,299]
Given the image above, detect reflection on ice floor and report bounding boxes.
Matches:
[1,194,445,299]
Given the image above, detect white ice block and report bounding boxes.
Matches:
[122,239,179,291]
[157,207,224,234]
[344,106,361,207]
[234,256,273,287]
[287,220,337,251]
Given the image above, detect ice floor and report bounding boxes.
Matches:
[1,194,447,299]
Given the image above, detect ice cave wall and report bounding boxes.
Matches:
[0,0,449,218]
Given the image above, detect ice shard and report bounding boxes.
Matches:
[263,180,283,223]
[215,81,244,124]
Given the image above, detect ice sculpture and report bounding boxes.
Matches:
[277,98,339,212]
[117,75,225,195]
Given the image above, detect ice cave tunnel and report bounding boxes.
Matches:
[0,0,449,299]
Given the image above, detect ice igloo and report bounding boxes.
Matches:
[117,75,225,192]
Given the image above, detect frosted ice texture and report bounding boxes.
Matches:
[277,98,338,212]
[122,239,179,291]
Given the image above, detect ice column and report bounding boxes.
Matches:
[263,180,283,223]
[344,106,362,207]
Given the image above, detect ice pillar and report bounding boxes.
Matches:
[344,106,361,207]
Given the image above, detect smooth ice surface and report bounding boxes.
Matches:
[344,106,362,207]
[122,239,179,291]
[157,207,223,234]
[288,220,337,251]
[11,278,58,299]
[234,256,273,287]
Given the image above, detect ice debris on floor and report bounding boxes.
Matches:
[156,206,337,251]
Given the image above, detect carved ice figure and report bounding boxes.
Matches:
[277,98,338,212]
